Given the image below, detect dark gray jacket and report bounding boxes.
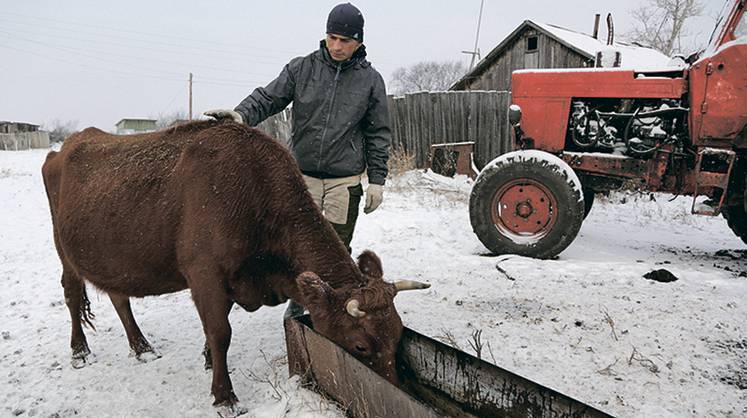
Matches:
[235,41,390,185]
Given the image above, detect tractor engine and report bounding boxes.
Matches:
[568,98,690,158]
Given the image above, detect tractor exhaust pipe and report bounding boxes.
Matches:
[606,13,614,45]
[592,14,600,39]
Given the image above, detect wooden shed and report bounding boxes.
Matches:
[115,118,157,135]
[451,20,671,92]
[0,121,50,150]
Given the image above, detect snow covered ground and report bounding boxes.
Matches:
[1,148,745,417]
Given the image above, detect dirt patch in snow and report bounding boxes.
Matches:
[710,339,747,390]
[658,246,747,277]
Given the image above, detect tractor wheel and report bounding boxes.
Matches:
[469,150,585,259]
[722,168,747,245]
[723,204,747,245]
[582,187,595,219]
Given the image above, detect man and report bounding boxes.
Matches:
[205,3,390,256]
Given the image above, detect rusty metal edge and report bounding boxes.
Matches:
[399,329,614,418]
[285,315,613,418]
[284,315,443,418]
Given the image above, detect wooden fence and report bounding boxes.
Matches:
[388,91,511,169]
[257,108,292,148]
[0,132,51,150]
[260,91,512,170]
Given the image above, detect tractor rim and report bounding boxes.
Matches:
[490,178,558,243]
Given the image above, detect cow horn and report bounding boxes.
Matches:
[346,299,366,318]
[394,280,431,292]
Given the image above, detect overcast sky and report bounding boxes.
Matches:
[1,0,725,130]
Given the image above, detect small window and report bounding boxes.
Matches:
[526,36,538,51]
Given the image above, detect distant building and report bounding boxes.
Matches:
[451,20,671,92]
[116,118,157,135]
[0,121,50,150]
[0,121,40,134]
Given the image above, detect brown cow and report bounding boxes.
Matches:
[41,120,428,416]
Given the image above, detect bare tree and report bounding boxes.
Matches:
[153,109,189,129]
[627,0,705,55]
[390,61,466,95]
[43,119,79,143]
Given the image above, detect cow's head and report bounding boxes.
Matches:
[296,250,429,384]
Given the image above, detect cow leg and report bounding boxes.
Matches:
[61,269,92,369]
[109,293,160,362]
[202,340,212,370]
[189,275,244,414]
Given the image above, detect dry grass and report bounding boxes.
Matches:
[239,349,288,400]
[387,146,416,176]
[434,328,462,350]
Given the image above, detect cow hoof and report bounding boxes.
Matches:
[214,402,248,417]
[71,350,94,369]
[133,349,162,363]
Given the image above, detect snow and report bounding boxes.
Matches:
[534,22,673,70]
[479,150,583,202]
[514,67,633,74]
[564,151,631,160]
[708,38,747,59]
[2,149,747,417]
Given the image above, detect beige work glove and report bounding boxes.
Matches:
[364,184,383,214]
[203,109,243,123]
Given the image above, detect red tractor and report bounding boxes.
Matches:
[470,0,747,258]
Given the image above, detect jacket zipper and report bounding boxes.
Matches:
[317,64,342,172]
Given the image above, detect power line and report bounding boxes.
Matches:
[0,31,266,86]
[0,27,279,80]
[0,42,188,83]
[0,11,301,57]
[462,0,485,71]
[0,16,297,66]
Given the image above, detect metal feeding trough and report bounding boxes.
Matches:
[284,315,612,418]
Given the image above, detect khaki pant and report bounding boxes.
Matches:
[302,174,363,252]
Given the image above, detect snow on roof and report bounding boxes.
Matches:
[452,19,677,89]
[534,22,673,70]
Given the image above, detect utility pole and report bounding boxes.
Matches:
[462,0,485,71]
[188,72,193,121]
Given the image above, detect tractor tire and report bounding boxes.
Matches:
[723,204,747,245]
[469,150,585,259]
[583,187,595,219]
[722,167,747,245]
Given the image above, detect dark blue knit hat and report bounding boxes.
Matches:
[326,3,364,42]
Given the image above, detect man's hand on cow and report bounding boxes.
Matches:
[364,184,383,214]
[203,109,244,124]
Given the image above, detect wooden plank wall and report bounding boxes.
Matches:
[259,91,512,171]
[257,108,292,148]
[388,91,512,169]
[465,29,592,92]
[0,132,51,150]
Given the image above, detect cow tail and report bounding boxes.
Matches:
[80,287,96,331]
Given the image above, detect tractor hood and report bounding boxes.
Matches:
[512,68,687,100]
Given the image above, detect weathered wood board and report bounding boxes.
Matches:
[285,315,613,418]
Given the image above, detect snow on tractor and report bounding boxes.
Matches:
[470,0,747,259]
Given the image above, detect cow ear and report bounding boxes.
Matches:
[296,271,334,307]
[357,250,383,278]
